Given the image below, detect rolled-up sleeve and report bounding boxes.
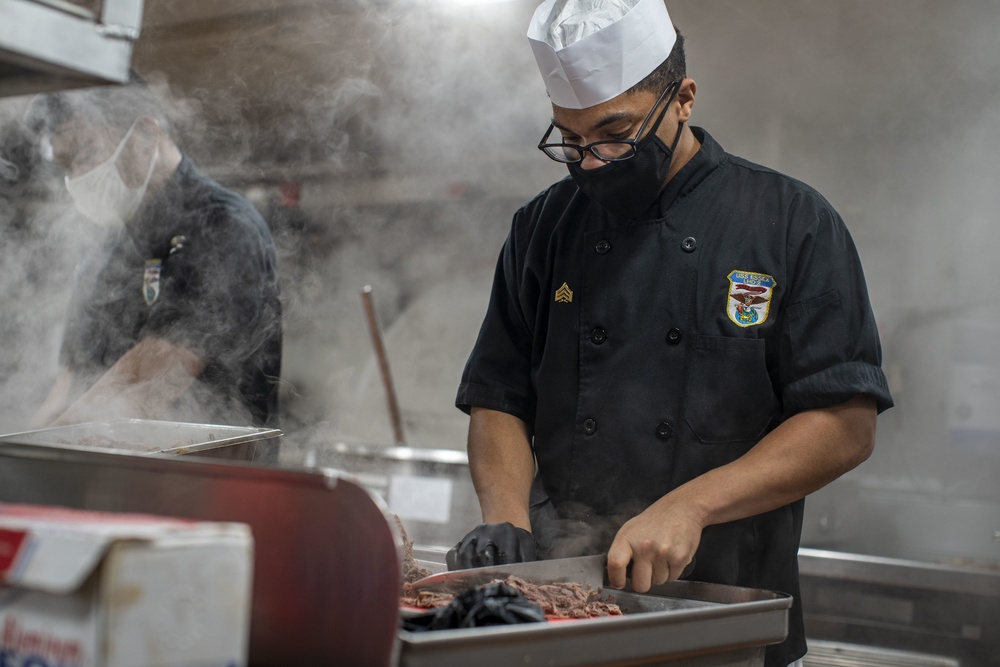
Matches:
[456,213,538,425]
[777,205,893,415]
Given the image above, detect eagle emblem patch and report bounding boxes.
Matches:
[726,270,775,327]
[143,258,162,306]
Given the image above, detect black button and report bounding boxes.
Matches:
[583,418,597,435]
[591,328,607,345]
[681,237,698,253]
[666,328,682,345]
[595,240,612,255]
[655,421,674,440]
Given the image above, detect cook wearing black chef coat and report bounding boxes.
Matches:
[27,76,282,429]
[57,156,283,427]
[451,3,892,666]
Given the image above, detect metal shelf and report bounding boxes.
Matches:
[0,0,143,98]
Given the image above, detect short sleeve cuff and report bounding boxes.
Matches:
[783,361,893,415]
[455,382,535,424]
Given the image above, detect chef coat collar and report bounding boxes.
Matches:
[127,155,194,253]
[642,126,722,221]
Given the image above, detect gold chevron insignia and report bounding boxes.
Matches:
[554,282,574,303]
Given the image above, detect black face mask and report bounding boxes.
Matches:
[568,104,684,221]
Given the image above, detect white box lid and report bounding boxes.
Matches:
[0,503,250,594]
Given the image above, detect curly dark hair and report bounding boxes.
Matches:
[627,27,686,96]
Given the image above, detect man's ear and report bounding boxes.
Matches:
[132,115,162,149]
[676,78,696,123]
[120,115,161,188]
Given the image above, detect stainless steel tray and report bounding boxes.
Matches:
[398,578,791,667]
[0,418,280,459]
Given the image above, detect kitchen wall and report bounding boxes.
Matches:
[1,0,998,562]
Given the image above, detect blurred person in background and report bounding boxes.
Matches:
[26,75,282,429]
[0,122,40,230]
[450,1,893,665]
[0,119,52,386]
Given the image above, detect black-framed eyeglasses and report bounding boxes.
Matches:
[537,79,681,164]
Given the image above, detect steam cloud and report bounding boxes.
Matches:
[2,1,1000,560]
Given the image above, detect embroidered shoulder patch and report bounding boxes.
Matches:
[143,259,162,306]
[554,282,574,304]
[726,270,775,327]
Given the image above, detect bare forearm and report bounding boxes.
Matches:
[53,337,205,425]
[608,395,879,590]
[467,407,536,530]
[671,395,877,527]
[31,369,73,428]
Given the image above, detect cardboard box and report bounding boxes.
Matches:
[0,503,253,667]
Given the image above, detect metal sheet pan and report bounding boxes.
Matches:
[0,418,280,459]
[398,578,791,667]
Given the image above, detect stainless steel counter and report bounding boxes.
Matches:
[798,548,1000,667]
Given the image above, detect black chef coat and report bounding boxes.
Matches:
[60,156,283,427]
[456,127,893,666]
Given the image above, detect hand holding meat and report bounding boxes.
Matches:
[607,494,702,593]
[447,522,538,569]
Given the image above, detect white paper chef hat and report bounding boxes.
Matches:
[527,0,676,110]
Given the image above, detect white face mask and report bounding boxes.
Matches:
[64,122,159,230]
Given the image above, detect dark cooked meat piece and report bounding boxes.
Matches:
[392,515,432,584]
[401,575,622,619]
[502,576,622,619]
[402,582,547,632]
[401,586,454,609]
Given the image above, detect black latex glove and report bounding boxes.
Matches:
[401,582,546,632]
[446,522,538,570]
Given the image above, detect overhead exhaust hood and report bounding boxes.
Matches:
[0,0,144,98]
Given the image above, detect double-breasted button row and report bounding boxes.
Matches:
[596,237,697,255]
[581,418,674,440]
[588,327,682,345]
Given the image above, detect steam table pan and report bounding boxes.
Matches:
[398,578,791,667]
[0,418,281,461]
